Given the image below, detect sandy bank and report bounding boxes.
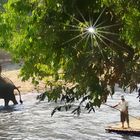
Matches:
[1,60,45,94]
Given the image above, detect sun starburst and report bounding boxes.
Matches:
[60,8,122,56]
[86,26,96,34]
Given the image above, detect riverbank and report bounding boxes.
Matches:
[0,49,45,94]
[1,59,45,94]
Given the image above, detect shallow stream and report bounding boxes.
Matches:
[0,87,139,140]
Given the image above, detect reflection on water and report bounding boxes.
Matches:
[0,88,139,140]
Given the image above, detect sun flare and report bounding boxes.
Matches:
[61,8,120,54]
[86,26,96,34]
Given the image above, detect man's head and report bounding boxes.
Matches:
[121,95,125,101]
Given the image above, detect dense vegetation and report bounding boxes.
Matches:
[0,0,140,115]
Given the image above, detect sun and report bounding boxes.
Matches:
[86,26,96,35]
[60,8,120,54]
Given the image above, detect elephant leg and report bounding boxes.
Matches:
[4,99,9,107]
[11,95,18,105]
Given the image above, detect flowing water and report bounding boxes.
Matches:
[0,87,139,140]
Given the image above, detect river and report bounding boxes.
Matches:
[0,87,139,140]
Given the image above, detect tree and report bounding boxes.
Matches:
[0,0,140,115]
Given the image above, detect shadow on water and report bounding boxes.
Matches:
[0,104,23,113]
[121,134,138,140]
[108,131,140,140]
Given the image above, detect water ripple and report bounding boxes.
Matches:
[0,92,139,140]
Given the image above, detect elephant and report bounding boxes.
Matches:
[0,76,23,107]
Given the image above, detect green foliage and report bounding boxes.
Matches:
[0,0,140,114]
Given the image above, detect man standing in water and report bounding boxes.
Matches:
[113,95,130,128]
